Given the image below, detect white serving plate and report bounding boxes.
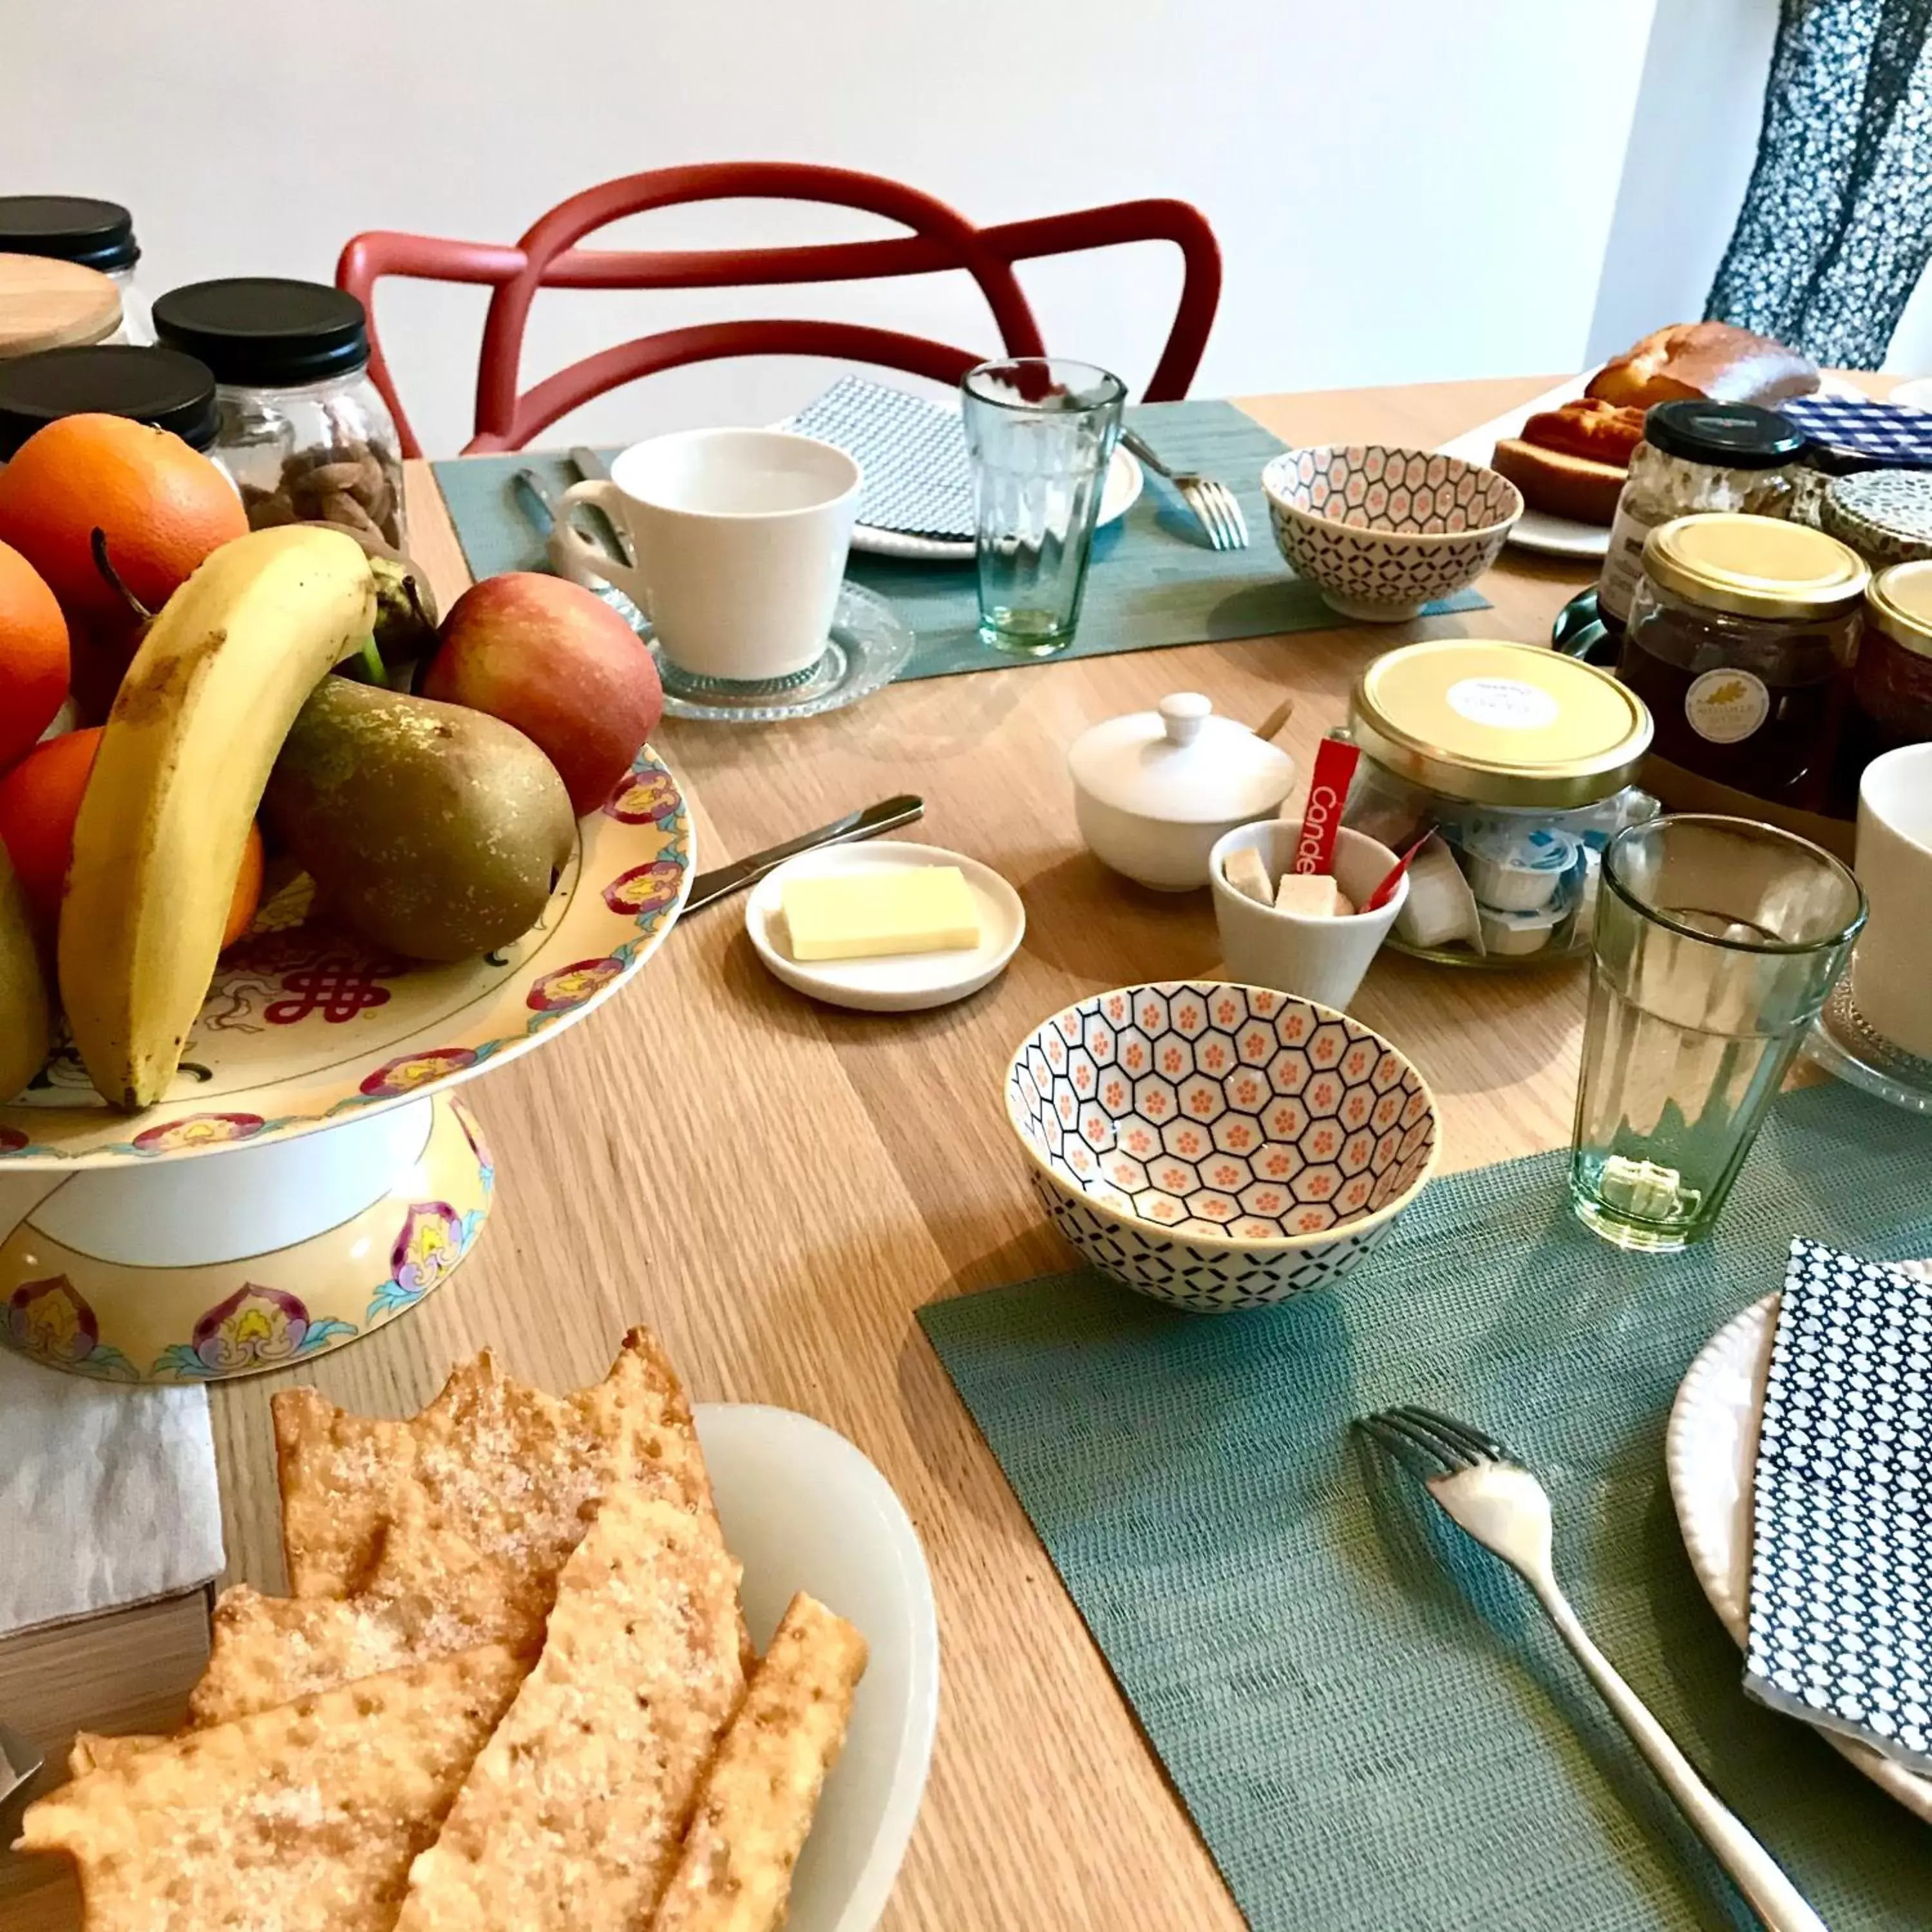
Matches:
[1438,372,1864,559]
[849,443,1142,561]
[695,1402,939,1932]
[747,840,1025,1012]
[1664,1281,1932,1823]
[1435,377,1613,559]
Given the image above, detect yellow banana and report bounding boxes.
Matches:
[59,525,376,1110]
[0,845,50,1103]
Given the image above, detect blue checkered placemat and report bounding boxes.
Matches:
[1781,393,1932,468]
[920,1080,1932,1931]
[429,401,1490,684]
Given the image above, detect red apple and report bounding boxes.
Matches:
[422,573,662,814]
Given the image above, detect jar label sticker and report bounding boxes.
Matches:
[1684,668,1770,744]
[1445,676,1561,732]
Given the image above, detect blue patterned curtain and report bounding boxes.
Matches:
[1707,0,1932,367]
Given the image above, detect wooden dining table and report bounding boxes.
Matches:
[1,375,1649,1931]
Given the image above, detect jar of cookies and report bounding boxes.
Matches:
[1596,401,1804,632]
[152,277,403,548]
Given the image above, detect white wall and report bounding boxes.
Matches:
[4,0,1658,456]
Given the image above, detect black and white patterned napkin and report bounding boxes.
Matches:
[787,375,973,539]
[1745,1237,1929,1770]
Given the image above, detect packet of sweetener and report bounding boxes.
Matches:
[1287,735,1361,878]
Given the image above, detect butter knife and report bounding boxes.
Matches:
[566,446,636,568]
[683,796,924,914]
[0,1719,43,1810]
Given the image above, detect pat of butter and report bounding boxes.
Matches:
[782,866,981,962]
[1274,873,1343,918]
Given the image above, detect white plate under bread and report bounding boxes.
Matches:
[697,1404,939,1929]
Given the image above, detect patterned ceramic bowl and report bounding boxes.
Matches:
[1005,981,1440,1313]
[1262,445,1521,621]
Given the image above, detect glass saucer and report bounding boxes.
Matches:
[1805,980,1932,1113]
[608,582,914,724]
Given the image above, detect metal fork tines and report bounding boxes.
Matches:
[1119,428,1249,552]
[1359,1406,1828,1932]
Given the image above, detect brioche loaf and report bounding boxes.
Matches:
[1586,322,1817,412]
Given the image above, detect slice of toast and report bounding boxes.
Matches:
[648,1594,868,1932]
[392,1486,746,1932]
[18,1645,527,1932]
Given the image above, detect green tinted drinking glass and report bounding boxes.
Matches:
[1571,815,1865,1251]
[961,357,1125,657]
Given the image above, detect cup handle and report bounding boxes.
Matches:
[550,479,649,604]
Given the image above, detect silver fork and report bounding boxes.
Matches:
[1119,428,1249,551]
[1360,1406,1827,1932]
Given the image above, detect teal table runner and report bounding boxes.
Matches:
[919,1082,1932,1931]
[429,401,1488,683]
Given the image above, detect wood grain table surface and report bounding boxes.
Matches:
[1,375,1631,1931]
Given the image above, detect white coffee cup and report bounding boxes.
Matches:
[553,428,860,683]
[1850,742,1932,1059]
[1208,822,1407,1012]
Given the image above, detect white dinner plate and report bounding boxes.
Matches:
[1437,372,1866,560]
[1435,377,1614,559]
[747,840,1026,1012]
[849,443,1142,562]
[1664,1280,1932,1823]
[695,1402,940,1931]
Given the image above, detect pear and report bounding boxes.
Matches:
[264,678,574,962]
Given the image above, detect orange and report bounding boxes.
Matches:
[0,540,70,770]
[223,822,264,949]
[0,727,100,933]
[0,414,246,632]
[0,728,263,945]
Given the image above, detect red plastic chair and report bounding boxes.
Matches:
[337,162,1221,457]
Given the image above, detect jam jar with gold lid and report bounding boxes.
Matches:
[1341,638,1657,967]
[1618,513,1867,807]
[1843,556,1932,786]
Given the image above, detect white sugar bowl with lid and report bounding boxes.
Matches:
[1068,692,1296,890]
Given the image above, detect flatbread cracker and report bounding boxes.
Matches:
[187,1576,536,1729]
[17,1644,527,1932]
[66,1734,164,1779]
[274,1331,719,1602]
[649,1594,868,1932]
[393,1486,745,1932]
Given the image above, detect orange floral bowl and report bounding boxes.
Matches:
[1003,981,1441,1314]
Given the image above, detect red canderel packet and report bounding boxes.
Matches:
[1291,735,1361,876]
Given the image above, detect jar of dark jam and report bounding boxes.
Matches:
[1618,513,1867,807]
[1843,557,1932,781]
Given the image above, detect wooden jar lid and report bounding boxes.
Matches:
[0,252,123,357]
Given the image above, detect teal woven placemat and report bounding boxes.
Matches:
[919,1081,1932,1931]
[429,400,1488,682]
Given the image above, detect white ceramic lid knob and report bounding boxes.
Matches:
[1158,692,1213,746]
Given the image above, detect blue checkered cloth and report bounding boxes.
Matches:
[1781,393,1932,468]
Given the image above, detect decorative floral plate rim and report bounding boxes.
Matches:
[1004,980,1441,1253]
[0,745,692,1171]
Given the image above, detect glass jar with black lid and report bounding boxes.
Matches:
[153,278,403,548]
[0,343,221,464]
[0,197,150,343]
[1618,512,1868,808]
[1596,401,1806,631]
